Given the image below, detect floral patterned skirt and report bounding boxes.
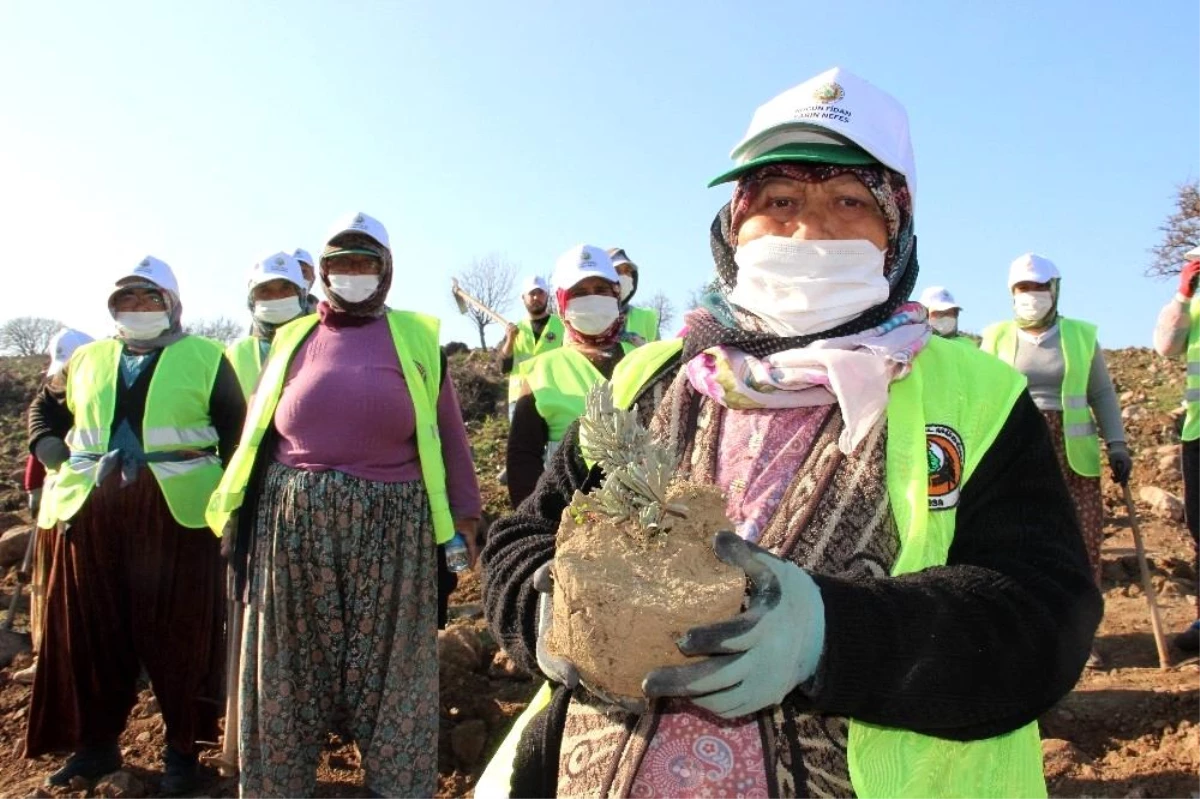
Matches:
[1041,411,1104,587]
[238,462,438,798]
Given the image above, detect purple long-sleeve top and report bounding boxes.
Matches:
[273,316,482,520]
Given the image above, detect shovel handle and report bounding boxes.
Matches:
[451,280,511,327]
[1121,482,1171,670]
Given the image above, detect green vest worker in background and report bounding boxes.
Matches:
[292,247,321,312]
[918,285,972,343]
[25,256,246,795]
[981,253,1129,669]
[1152,245,1200,653]
[609,246,660,342]
[500,275,564,376]
[205,211,482,798]
[506,245,633,507]
[225,251,309,398]
[480,67,1100,799]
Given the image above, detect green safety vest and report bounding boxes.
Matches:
[625,305,660,342]
[980,318,1100,476]
[205,311,456,544]
[225,336,264,399]
[509,315,565,404]
[478,336,1046,799]
[522,344,635,444]
[1184,297,1200,442]
[40,336,227,529]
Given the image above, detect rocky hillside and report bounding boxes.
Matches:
[0,347,1195,798]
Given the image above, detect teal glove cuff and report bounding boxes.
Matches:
[642,531,826,719]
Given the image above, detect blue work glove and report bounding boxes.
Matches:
[643,531,825,719]
[533,561,648,713]
[1107,442,1132,485]
[34,437,70,471]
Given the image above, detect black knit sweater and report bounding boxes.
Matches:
[481,372,1102,796]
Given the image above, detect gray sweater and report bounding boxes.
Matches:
[1013,325,1125,444]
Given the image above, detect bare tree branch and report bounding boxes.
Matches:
[1147,180,1200,279]
[0,317,63,356]
[454,254,518,349]
[185,316,243,346]
[637,292,675,338]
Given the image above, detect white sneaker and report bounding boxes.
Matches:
[12,659,36,684]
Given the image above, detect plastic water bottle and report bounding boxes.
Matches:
[445,533,470,573]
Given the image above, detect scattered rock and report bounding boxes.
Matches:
[1157,453,1182,477]
[135,695,160,719]
[450,719,488,766]
[1138,486,1185,522]
[488,649,529,680]
[0,525,32,570]
[438,627,485,673]
[93,770,146,798]
[68,775,90,791]
[135,731,151,744]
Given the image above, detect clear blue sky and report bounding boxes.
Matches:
[1,1,1195,348]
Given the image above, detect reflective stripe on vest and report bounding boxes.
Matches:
[980,318,1101,476]
[624,306,660,342]
[41,336,226,529]
[1184,298,1200,442]
[523,344,634,443]
[491,336,1044,799]
[226,336,264,399]
[509,316,565,404]
[205,311,456,544]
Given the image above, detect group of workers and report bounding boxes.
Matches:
[12,63,1198,799]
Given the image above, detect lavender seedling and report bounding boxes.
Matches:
[571,382,689,532]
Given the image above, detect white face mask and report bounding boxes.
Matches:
[564,294,620,335]
[253,297,303,325]
[115,311,169,340]
[1013,291,1054,323]
[728,237,889,337]
[618,275,635,302]
[327,274,380,304]
[929,316,958,336]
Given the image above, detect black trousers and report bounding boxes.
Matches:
[1180,436,1200,614]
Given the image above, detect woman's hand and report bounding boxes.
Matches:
[643,531,826,719]
[454,518,481,569]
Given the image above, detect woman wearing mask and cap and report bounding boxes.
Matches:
[480,68,1099,799]
[609,247,660,343]
[981,254,1129,668]
[12,328,94,688]
[225,252,309,398]
[918,285,973,343]
[505,245,634,507]
[206,212,482,798]
[292,247,320,310]
[26,258,245,794]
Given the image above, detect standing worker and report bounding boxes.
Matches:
[482,67,1099,799]
[12,328,94,687]
[500,275,565,376]
[919,285,972,343]
[1152,244,1200,653]
[981,253,1129,668]
[505,245,634,507]
[610,247,660,342]
[26,257,245,794]
[225,252,309,398]
[206,211,482,797]
[292,247,320,311]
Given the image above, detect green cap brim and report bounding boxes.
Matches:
[707,142,878,188]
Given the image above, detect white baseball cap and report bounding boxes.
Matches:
[324,211,390,251]
[115,255,180,297]
[710,66,917,200]
[47,328,94,377]
[521,275,549,294]
[918,286,962,312]
[1008,253,1060,289]
[1185,245,1200,261]
[552,245,619,292]
[292,248,315,268]
[248,251,308,293]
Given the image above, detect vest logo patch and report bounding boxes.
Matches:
[544,331,557,342]
[926,424,964,511]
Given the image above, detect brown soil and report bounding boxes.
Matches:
[549,482,746,700]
